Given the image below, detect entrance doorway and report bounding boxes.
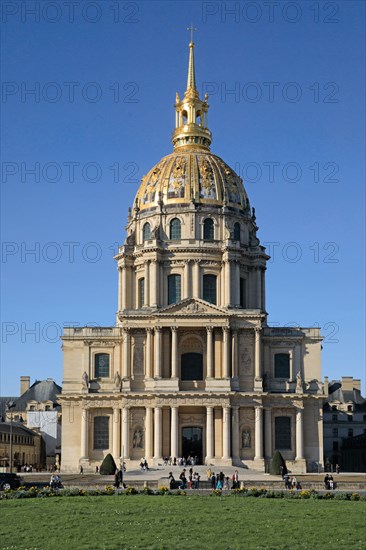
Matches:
[182,427,203,463]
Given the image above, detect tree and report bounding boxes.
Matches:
[270,450,287,475]
[99,453,117,475]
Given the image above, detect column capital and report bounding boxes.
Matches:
[171,326,178,333]
[206,325,214,333]
[155,326,162,333]
[223,326,230,333]
[146,327,153,334]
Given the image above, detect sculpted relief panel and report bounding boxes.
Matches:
[239,331,254,377]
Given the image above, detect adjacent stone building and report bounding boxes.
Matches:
[0,376,62,470]
[60,40,325,473]
[323,376,366,470]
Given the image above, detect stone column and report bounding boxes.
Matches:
[193,260,200,298]
[154,407,162,460]
[223,327,230,378]
[122,328,129,379]
[235,261,240,307]
[80,408,88,458]
[225,260,232,307]
[118,267,122,311]
[171,327,178,378]
[232,330,238,378]
[296,408,304,460]
[121,266,128,310]
[254,328,262,384]
[254,406,263,460]
[150,260,158,307]
[121,407,129,459]
[154,327,162,378]
[264,407,272,459]
[206,407,214,460]
[261,268,266,311]
[170,406,179,459]
[222,406,231,459]
[256,268,261,309]
[145,406,153,459]
[206,326,214,378]
[144,261,150,307]
[145,328,152,378]
[231,406,240,461]
[112,407,121,459]
[183,260,190,299]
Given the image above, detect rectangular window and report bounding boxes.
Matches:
[332,414,337,422]
[274,353,290,378]
[348,429,353,437]
[333,441,338,451]
[332,428,338,437]
[240,278,246,308]
[275,416,291,450]
[202,274,217,305]
[93,416,109,450]
[94,353,110,378]
[347,415,353,422]
[139,278,145,307]
[168,274,181,305]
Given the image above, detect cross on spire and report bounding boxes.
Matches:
[187,23,196,44]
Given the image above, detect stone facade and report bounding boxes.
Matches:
[59,40,325,473]
[323,376,366,470]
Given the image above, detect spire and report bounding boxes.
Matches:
[186,40,197,96]
[171,30,212,151]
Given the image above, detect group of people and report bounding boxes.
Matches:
[163,456,200,467]
[324,474,335,490]
[49,474,62,489]
[114,466,127,489]
[174,468,201,489]
[283,473,302,490]
[139,459,149,471]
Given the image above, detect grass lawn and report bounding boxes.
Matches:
[1,496,365,550]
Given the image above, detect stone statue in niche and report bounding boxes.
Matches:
[242,429,251,448]
[132,428,143,448]
[296,370,303,392]
[114,371,121,391]
[81,371,89,389]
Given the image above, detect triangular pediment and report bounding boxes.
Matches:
[158,298,227,316]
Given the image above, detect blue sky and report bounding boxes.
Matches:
[1,1,365,395]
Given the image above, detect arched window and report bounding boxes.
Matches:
[274,353,290,378]
[181,352,203,380]
[182,110,188,125]
[94,353,110,378]
[170,218,181,240]
[275,417,291,450]
[168,274,181,304]
[203,274,217,304]
[233,222,241,241]
[139,278,145,307]
[203,218,214,240]
[143,222,151,241]
[93,416,109,450]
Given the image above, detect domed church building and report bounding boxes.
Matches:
[60,40,325,473]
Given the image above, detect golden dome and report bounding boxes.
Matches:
[134,40,250,214]
[136,149,249,212]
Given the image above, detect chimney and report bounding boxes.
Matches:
[20,376,30,395]
[353,379,361,391]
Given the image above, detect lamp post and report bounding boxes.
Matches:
[6,401,16,473]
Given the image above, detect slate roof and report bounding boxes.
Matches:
[0,379,62,415]
[0,421,40,437]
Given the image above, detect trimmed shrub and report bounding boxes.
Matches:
[269,450,287,475]
[100,453,117,475]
